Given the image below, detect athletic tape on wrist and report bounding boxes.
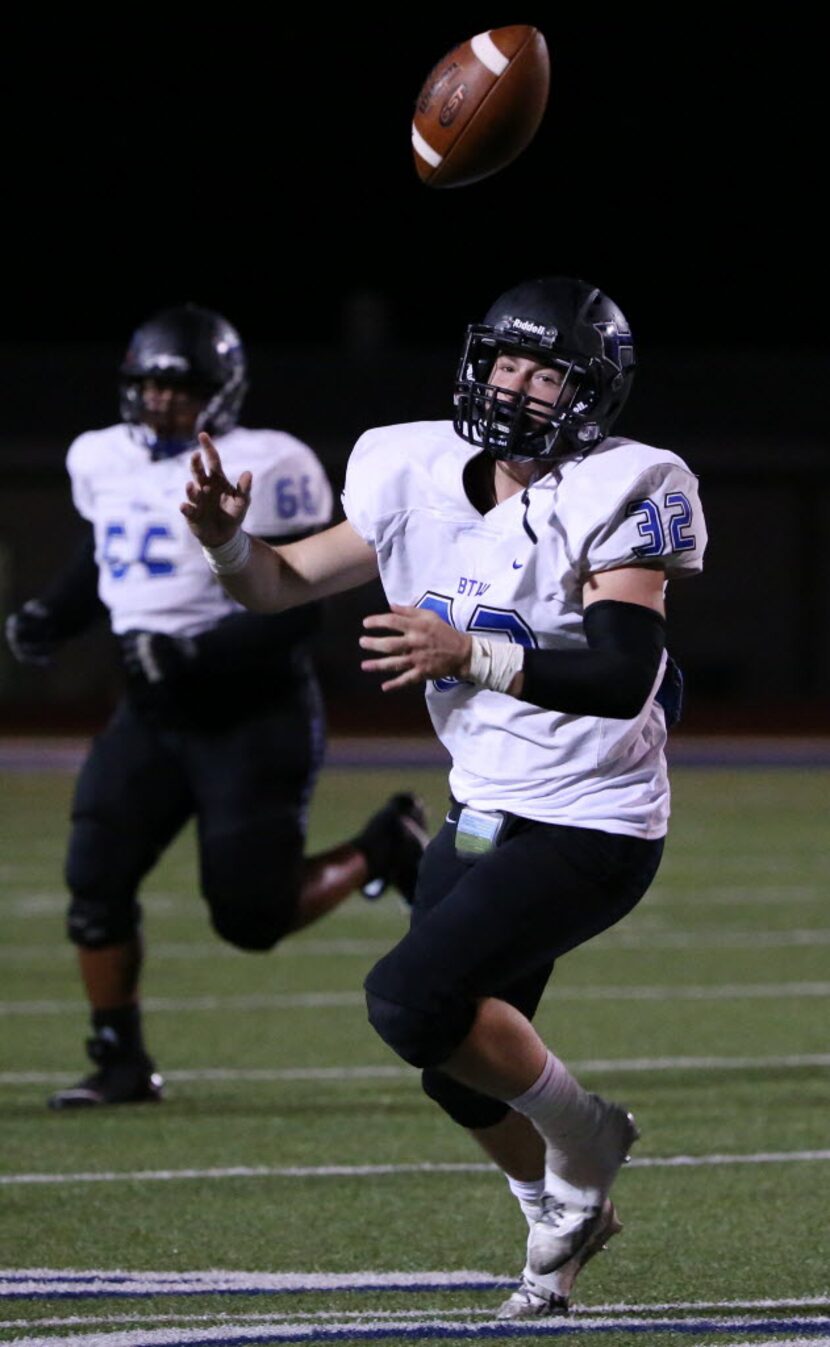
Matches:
[201,531,252,576]
[467,636,524,693]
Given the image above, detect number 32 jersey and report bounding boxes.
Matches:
[67,424,333,637]
[343,420,707,839]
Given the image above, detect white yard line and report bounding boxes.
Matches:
[0,940,389,962]
[598,929,830,948]
[4,1299,830,1327]
[5,980,830,1016]
[4,928,830,962]
[2,1272,829,1309]
[2,1149,829,1187]
[0,993,366,1016]
[2,981,830,1017]
[2,1276,828,1347]
[3,885,827,916]
[654,886,826,904]
[3,1052,830,1089]
[0,1270,502,1292]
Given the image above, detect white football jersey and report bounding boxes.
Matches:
[343,421,707,839]
[68,424,333,637]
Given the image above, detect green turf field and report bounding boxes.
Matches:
[1,762,828,1346]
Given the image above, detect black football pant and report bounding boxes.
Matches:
[65,685,324,952]
[365,801,664,1128]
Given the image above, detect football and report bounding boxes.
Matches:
[412,26,550,188]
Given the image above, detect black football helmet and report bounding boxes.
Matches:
[453,276,635,461]
[119,304,248,455]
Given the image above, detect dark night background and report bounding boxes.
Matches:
[0,13,826,733]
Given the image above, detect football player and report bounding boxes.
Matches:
[181,278,706,1317]
[5,303,427,1111]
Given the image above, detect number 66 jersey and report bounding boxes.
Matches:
[68,424,332,638]
[343,421,707,840]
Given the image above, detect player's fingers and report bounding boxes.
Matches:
[359,633,410,655]
[198,432,221,472]
[190,451,209,488]
[360,651,411,671]
[200,435,236,493]
[237,470,253,498]
[362,612,406,635]
[380,669,419,692]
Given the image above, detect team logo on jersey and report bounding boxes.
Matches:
[457,576,490,596]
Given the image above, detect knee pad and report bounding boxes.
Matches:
[207,895,296,952]
[66,893,141,949]
[421,1067,509,1130]
[364,963,476,1069]
[66,819,142,948]
[364,988,440,1068]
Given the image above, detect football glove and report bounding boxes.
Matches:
[5,600,62,666]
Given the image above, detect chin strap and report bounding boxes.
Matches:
[520,488,539,544]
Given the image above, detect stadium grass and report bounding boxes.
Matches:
[1,764,829,1345]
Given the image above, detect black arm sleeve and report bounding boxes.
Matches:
[38,524,107,639]
[520,600,666,719]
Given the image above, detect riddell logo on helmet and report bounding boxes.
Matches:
[506,318,557,340]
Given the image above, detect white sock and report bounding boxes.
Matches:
[505,1174,546,1226]
[507,1051,625,1204]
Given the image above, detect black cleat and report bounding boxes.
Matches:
[48,1029,164,1110]
[356,792,429,906]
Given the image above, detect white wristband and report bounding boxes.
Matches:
[201,531,252,576]
[467,637,525,693]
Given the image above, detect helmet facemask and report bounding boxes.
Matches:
[454,326,605,462]
[453,277,635,462]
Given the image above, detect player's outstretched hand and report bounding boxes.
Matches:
[360,603,472,692]
[181,432,252,547]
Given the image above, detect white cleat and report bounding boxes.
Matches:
[496,1270,569,1320]
[529,1106,638,1276]
[497,1199,623,1319]
[548,1198,623,1304]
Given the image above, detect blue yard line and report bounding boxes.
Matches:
[6,1316,827,1345]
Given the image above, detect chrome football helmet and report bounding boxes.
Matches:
[453,276,635,461]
